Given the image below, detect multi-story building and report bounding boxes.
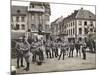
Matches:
[11,6,28,39]
[63,8,96,42]
[51,16,63,40]
[11,2,51,40]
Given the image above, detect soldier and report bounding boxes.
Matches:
[51,41,57,58]
[21,36,30,71]
[65,42,69,57]
[69,40,75,57]
[82,40,87,60]
[75,41,81,57]
[15,37,24,68]
[51,41,54,58]
[38,39,44,63]
[45,40,52,59]
[58,41,66,60]
[30,39,37,63]
[55,41,59,58]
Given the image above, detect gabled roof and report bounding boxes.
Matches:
[11,6,27,16]
[63,8,95,21]
[63,10,78,21]
[76,8,95,20]
[52,16,63,24]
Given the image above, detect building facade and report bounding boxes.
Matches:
[11,6,28,39]
[11,2,51,40]
[63,8,96,42]
[51,16,63,40]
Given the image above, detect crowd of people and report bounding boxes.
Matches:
[15,35,95,71]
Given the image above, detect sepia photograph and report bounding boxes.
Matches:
[11,0,96,74]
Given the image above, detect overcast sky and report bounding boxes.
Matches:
[12,1,95,23]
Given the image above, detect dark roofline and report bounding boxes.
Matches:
[63,10,78,22]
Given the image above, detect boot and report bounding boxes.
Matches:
[21,59,24,67]
[17,60,20,68]
[24,63,29,71]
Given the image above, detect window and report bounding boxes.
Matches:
[16,16,19,22]
[94,28,96,32]
[31,24,34,31]
[39,15,42,24]
[90,21,93,26]
[84,21,87,25]
[32,15,34,20]
[69,24,70,27]
[66,24,68,27]
[79,20,82,25]
[21,16,25,22]
[90,28,93,32]
[78,37,82,41]
[45,15,49,21]
[31,24,36,31]
[73,21,74,26]
[21,24,25,30]
[79,28,82,34]
[73,28,75,34]
[38,24,42,32]
[67,24,69,27]
[69,29,70,35]
[16,24,20,30]
[84,28,88,34]
[17,10,20,13]
[30,5,34,8]
[71,29,72,35]
[71,22,72,27]
[67,30,68,35]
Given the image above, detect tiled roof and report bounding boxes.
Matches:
[52,16,63,24]
[76,8,96,20]
[63,8,95,21]
[63,10,78,21]
[11,6,27,16]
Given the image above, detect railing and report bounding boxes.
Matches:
[28,6,45,12]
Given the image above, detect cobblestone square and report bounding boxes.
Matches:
[11,51,96,74]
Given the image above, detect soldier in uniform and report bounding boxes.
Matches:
[15,37,24,68]
[51,41,54,58]
[55,41,59,58]
[69,40,75,57]
[58,41,66,60]
[65,42,69,57]
[21,37,30,71]
[75,41,81,57]
[82,40,87,60]
[38,39,44,63]
[45,40,52,59]
[51,41,57,58]
[30,39,37,63]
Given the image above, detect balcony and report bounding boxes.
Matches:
[28,6,45,12]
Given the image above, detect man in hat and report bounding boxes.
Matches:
[22,37,30,71]
[45,40,52,59]
[15,37,24,68]
[58,41,66,60]
[82,40,87,60]
[75,41,81,57]
[69,40,75,57]
[30,39,37,63]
